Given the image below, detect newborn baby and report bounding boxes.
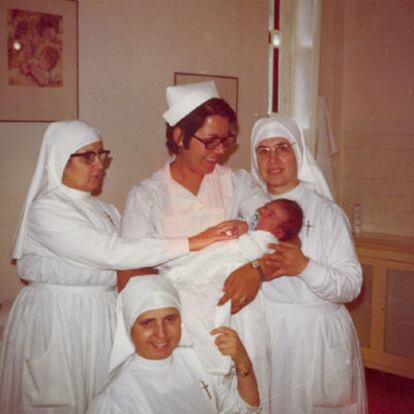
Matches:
[159,199,303,405]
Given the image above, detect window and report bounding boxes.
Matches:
[268,0,280,114]
[268,0,322,154]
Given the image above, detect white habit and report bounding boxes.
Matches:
[264,183,367,414]
[88,349,259,414]
[88,275,260,414]
[251,116,368,414]
[0,121,189,414]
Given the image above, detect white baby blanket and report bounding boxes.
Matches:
[160,230,276,376]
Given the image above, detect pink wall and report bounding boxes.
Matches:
[0,1,269,302]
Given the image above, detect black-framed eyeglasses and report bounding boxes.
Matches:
[70,150,111,165]
[255,142,295,158]
[192,133,237,150]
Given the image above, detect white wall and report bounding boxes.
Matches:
[0,0,269,302]
[341,0,414,236]
[319,0,414,236]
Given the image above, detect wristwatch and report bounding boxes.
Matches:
[250,259,265,281]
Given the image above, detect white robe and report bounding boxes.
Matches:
[87,349,260,414]
[262,182,368,414]
[160,231,274,403]
[0,185,188,414]
[121,162,269,239]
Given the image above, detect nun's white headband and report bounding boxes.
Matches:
[109,275,181,374]
[163,80,220,126]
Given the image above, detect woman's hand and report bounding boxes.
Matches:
[211,327,260,407]
[211,327,251,371]
[217,263,261,314]
[261,241,309,280]
[188,220,248,252]
[228,220,248,237]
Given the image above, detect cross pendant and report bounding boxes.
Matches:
[104,211,116,227]
[200,380,212,400]
[305,220,313,237]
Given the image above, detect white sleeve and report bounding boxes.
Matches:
[231,170,269,220]
[121,184,157,240]
[26,198,188,270]
[213,373,262,414]
[300,205,362,303]
[86,395,123,414]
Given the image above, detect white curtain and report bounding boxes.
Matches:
[288,0,321,154]
[315,96,338,197]
[281,0,337,196]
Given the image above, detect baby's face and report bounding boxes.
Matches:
[256,202,289,234]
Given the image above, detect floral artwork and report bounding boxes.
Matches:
[7,9,63,88]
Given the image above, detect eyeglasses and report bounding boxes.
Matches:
[70,150,111,165]
[255,143,295,158]
[192,133,236,150]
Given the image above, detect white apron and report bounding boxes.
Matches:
[265,302,366,414]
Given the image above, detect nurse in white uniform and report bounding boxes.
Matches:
[87,275,261,414]
[0,120,235,414]
[250,116,368,414]
[120,81,269,305]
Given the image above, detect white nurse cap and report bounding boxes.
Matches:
[162,80,220,126]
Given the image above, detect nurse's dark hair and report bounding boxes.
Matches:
[165,98,237,155]
[271,199,303,241]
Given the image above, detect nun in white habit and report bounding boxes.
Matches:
[250,116,368,414]
[0,120,234,414]
[87,275,261,414]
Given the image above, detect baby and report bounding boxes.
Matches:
[249,198,302,244]
[160,199,303,404]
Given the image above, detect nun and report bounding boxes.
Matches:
[250,116,368,414]
[87,275,261,414]
[0,120,236,414]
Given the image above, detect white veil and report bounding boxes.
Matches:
[11,120,101,259]
[250,116,333,200]
[108,275,181,374]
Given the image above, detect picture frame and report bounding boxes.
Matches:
[174,72,238,114]
[0,0,78,122]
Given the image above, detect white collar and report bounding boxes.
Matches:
[59,184,92,200]
[133,352,173,370]
[268,181,304,201]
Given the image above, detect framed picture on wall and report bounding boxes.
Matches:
[0,0,78,122]
[174,72,238,114]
